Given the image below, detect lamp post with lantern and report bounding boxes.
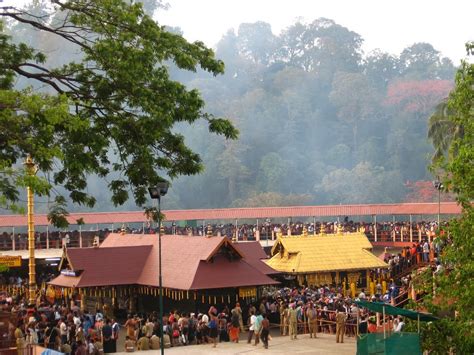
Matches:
[148,182,169,355]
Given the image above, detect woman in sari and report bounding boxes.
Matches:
[229,309,240,343]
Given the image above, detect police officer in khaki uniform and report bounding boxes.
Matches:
[306,302,318,338]
[336,308,347,343]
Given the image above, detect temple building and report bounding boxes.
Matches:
[49,233,278,314]
[265,228,388,296]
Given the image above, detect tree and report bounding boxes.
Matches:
[364,49,400,89]
[236,21,277,65]
[276,18,363,77]
[316,162,405,204]
[418,42,474,353]
[385,80,453,115]
[216,141,249,203]
[0,1,237,223]
[256,152,287,192]
[428,100,463,162]
[329,72,379,154]
[403,180,454,203]
[399,42,455,80]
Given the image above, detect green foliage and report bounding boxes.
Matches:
[0,1,237,223]
[420,42,474,354]
[0,264,9,273]
[1,8,459,212]
[428,100,459,162]
[316,162,405,204]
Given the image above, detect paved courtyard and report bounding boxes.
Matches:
[115,332,355,354]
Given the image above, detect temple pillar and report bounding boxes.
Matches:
[255,229,260,241]
[350,282,356,298]
[128,293,137,314]
[81,294,86,311]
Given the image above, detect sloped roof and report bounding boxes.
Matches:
[266,233,388,273]
[234,242,279,275]
[50,233,277,290]
[0,202,461,227]
[190,256,279,290]
[51,246,151,287]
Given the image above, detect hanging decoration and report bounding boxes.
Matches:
[238,287,257,298]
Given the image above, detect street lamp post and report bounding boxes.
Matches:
[432,179,444,227]
[24,155,38,306]
[148,182,169,355]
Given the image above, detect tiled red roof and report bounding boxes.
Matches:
[234,242,280,275]
[48,274,81,288]
[50,233,278,290]
[0,202,461,227]
[190,256,279,290]
[50,246,151,287]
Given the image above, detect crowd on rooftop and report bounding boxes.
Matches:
[0,219,448,250]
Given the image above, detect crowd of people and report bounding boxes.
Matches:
[382,233,446,278]
[0,219,448,250]
[0,216,450,354]
[0,276,422,354]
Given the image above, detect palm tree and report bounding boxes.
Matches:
[427,99,463,163]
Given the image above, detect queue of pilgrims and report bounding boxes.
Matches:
[3,282,411,354]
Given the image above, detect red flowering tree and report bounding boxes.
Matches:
[404,180,455,202]
[385,80,453,115]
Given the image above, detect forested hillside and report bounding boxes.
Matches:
[4,3,456,211]
[168,19,455,209]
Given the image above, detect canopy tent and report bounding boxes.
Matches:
[355,300,438,322]
[355,300,438,355]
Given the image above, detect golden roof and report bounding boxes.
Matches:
[265,232,388,274]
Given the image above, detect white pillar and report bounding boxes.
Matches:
[256,219,259,241]
[46,226,49,249]
[79,225,83,248]
[409,215,413,242]
[235,219,238,241]
[373,215,377,242]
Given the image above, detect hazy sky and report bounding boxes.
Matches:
[3,0,473,63]
[156,0,473,63]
